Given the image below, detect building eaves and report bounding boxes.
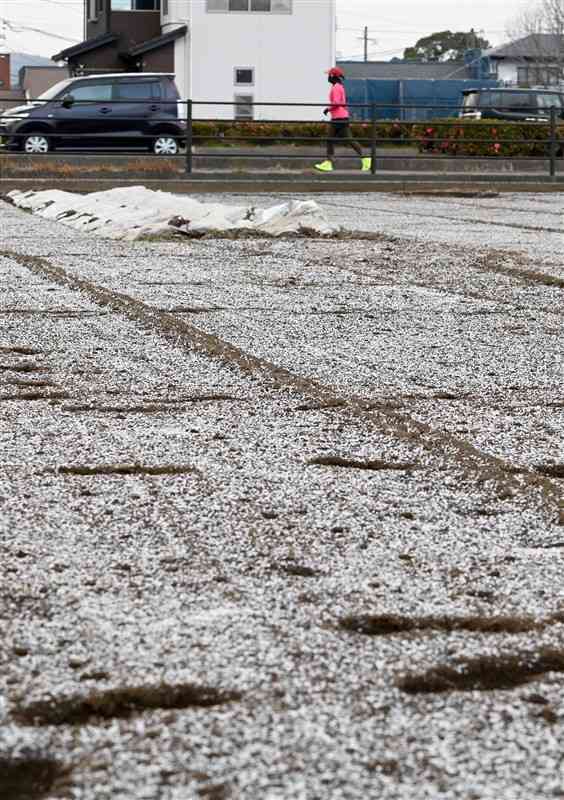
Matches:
[53,32,119,63]
[127,26,187,58]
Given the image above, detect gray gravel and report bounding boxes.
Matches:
[1,192,564,800]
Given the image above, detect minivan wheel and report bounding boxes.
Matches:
[22,133,51,154]
[152,135,179,156]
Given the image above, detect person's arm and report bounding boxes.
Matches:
[323,86,335,116]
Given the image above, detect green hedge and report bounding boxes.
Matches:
[192,120,412,146]
[411,118,561,157]
[192,118,561,156]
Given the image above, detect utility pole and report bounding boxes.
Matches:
[357,27,377,62]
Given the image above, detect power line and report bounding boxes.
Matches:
[1,17,80,43]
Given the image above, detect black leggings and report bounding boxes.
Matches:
[327,120,363,159]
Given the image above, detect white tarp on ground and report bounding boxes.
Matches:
[7,186,335,239]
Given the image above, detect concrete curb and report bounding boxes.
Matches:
[2,174,564,194]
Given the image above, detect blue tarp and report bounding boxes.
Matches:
[345,78,501,121]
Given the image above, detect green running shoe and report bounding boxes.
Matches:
[314,160,333,172]
[361,157,372,172]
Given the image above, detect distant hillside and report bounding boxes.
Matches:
[10,53,57,86]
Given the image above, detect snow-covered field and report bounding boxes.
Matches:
[1,190,564,800]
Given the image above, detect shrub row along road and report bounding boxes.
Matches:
[1,192,564,799]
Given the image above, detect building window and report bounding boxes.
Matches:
[234,67,254,85]
[163,0,168,14]
[207,0,291,12]
[111,0,161,9]
[234,94,254,119]
[97,0,105,13]
[513,66,561,87]
[530,66,561,86]
[517,66,529,86]
[88,0,97,19]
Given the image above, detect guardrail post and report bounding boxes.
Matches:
[371,103,377,175]
[185,99,193,175]
[549,105,557,181]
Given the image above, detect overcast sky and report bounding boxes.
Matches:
[1,0,520,59]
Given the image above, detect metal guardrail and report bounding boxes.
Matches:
[0,98,562,179]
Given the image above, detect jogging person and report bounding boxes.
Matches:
[314,67,372,173]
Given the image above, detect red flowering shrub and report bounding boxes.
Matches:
[411,118,563,156]
[191,118,563,155]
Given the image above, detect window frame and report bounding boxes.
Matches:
[234,66,255,86]
[517,66,529,86]
[111,0,161,10]
[206,0,291,13]
[234,93,254,119]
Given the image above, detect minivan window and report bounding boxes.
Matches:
[163,78,180,99]
[536,93,562,109]
[463,93,478,108]
[37,79,74,101]
[504,93,534,109]
[71,83,113,102]
[116,82,161,100]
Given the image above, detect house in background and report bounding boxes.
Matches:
[19,66,71,100]
[53,1,184,83]
[0,52,10,89]
[53,0,336,120]
[0,53,25,111]
[485,34,564,86]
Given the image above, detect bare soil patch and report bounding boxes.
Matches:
[397,648,564,693]
[340,613,541,636]
[308,455,417,471]
[15,683,243,726]
[0,755,70,800]
[53,463,197,477]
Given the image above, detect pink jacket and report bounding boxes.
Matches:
[329,83,349,120]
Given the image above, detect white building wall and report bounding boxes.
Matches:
[185,0,336,121]
[161,0,192,112]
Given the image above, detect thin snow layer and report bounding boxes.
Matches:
[6,186,334,239]
[1,195,564,800]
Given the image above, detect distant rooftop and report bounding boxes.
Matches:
[337,60,471,80]
[488,33,564,59]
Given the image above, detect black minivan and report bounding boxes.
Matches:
[0,73,185,154]
[460,88,564,122]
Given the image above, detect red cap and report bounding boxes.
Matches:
[326,67,345,78]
